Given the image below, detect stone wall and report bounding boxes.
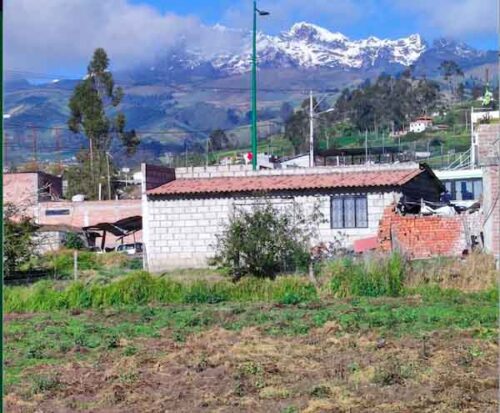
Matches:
[145,190,399,272]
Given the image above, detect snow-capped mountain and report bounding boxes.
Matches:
[213,22,426,74]
[141,21,495,81]
[152,22,427,76]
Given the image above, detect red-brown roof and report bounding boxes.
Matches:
[148,168,425,196]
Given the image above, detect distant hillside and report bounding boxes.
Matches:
[4,22,497,167]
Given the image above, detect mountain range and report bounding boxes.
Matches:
[4,22,497,166]
[131,22,496,81]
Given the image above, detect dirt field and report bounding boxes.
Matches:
[4,296,498,413]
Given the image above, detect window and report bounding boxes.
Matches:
[331,195,368,229]
[45,209,70,216]
[442,178,483,201]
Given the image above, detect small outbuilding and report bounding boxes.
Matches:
[143,164,444,271]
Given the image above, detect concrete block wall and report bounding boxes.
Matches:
[174,163,420,179]
[145,190,399,272]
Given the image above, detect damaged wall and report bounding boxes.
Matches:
[378,205,480,259]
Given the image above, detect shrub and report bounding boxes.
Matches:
[213,201,321,280]
[63,233,86,250]
[327,253,405,298]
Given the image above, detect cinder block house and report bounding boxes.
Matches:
[143,164,444,272]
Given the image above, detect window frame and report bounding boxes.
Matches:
[330,195,369,229]
[45,209,70,216]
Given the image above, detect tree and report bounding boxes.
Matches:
[213,201,322,280]
[439,60,464,99]
[68,48,139,199]
[209,128,229,151]
[280,102,294,122]
[4,202,39,277]
[456,82,466,101]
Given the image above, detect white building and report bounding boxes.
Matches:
[409,117,433,133]
[280,154,310,168]
[142,164,444,271]
[434,169,483,203]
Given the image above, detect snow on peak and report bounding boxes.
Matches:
[286,22,348,43]
[171,22,428,75]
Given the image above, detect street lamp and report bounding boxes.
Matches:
[251,1,270,171]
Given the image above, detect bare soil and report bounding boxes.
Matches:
[5,324,498,413]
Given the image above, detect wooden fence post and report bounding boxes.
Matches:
[73,250,78,280]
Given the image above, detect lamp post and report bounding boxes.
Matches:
[251,1,269,171]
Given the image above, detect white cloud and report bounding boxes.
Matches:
[392,0,497,38]
[4,0,241,75]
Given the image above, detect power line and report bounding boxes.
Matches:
[4,120,284,136]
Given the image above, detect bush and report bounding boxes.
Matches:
[63,233,86,250]
[213,201,321,280]
[327,253,405,298]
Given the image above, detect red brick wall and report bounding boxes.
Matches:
[378,206,468,259]
[37,200,142,247]
[3,173,39,208]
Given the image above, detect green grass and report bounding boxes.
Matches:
[4,291,497,390]
[4,271,318,312]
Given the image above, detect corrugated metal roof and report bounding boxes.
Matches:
[148,168,425,196]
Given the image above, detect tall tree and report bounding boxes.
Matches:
[439,60,464,100]
[68,48,139,199]
[209,129,229,151]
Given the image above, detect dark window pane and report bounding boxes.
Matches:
[356,197,368,227]
[344,197,356,228]
[331,197,344,228]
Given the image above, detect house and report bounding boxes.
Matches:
[143,164,444,271]
[3,171,143,249]
[409,117,433,133]
[3,171,63,209]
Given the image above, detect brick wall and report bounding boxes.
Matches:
[37,200,142,247]
[145,191,399,272]
[378,206,478,259]
[3,173,39,211]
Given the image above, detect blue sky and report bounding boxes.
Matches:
[4,0,497,77]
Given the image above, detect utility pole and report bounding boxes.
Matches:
[250,1,269,171]
[206,136,209,168]
[31,125,38,167]
[55,129,62,174]
[106,152,111,200]
[365,129,368,164]
[309,90,314,168]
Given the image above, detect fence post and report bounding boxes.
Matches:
[73,250,78,280]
